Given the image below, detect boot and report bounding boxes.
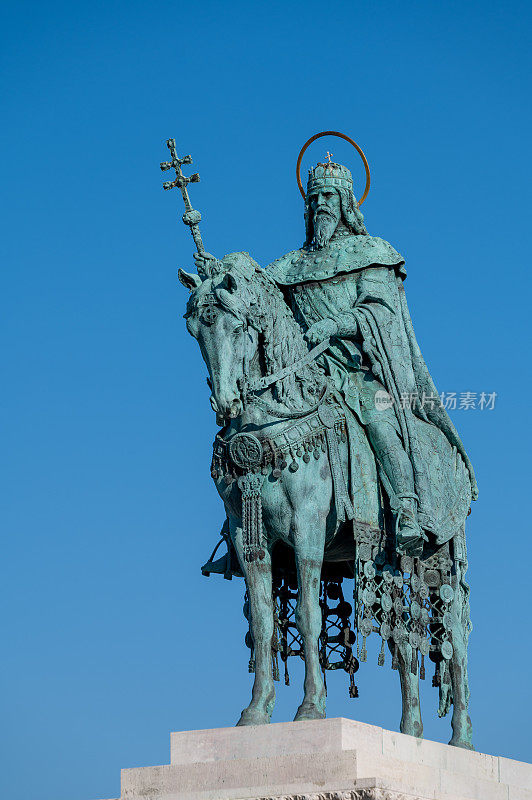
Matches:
[396,496,427,558]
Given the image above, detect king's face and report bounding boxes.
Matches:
[309,187,341,225]
[308,187,341,247]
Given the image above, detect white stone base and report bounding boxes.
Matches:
[103,717,532,800]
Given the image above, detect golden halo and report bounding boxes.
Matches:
[296,130,371,206]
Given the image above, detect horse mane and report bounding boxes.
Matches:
[213,254,325,405]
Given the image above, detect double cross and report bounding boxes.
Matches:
[160,138,205,254]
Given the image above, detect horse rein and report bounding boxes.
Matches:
[238,336,331,420]
[246,337,330,392]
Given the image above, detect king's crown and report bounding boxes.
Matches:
[307,162,353,194]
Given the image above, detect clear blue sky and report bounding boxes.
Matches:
[2,1,531,798]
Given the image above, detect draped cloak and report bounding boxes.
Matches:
[266,234,477,546]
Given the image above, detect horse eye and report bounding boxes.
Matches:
[201,307,217,325]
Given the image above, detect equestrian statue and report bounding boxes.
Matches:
[160,131,478,748]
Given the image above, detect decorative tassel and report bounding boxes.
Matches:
[420,654,426,680]
[272,653,280,682]
[238,473,265,562]
[378,638,385,666]
[360,636,367,662]
[271,622,280,682]
[284,659,290,686]
[392,642,399,670]
[432,662,441,687]
[349,674,359,698]
[411,648,418,675]
[248,655,255,673]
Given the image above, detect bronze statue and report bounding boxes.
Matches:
[163,131,477,748]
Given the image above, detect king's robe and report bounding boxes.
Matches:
[266,233,477,547]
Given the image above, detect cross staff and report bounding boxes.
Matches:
[160,138,206,255]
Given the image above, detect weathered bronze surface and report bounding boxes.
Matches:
[163,134,477,749]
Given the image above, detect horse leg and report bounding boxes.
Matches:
[448,562,474,749]
[392,639,423,738]
[292,516,327,721]
[232,525,275,726]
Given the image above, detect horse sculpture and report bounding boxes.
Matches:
[179,250,474,748]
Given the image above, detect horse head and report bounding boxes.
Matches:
[179,252,264,420]
[180,251,327,420]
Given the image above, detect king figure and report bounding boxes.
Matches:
[195,159,477,556]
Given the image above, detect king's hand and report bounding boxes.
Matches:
[305,318,338,345]
[193,251,217,272]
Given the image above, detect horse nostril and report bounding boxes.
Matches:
[210,394,220,412]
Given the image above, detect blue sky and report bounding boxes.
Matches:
[1,1,531,798]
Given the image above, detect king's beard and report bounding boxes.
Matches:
[313,211,338,248]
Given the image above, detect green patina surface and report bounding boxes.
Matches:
[266,234,405,284]
[163,143,476,749]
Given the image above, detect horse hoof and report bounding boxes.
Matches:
[449,736,475,750]
[236,708,271,726]
[235,709,270,728]
[293,702,326,722]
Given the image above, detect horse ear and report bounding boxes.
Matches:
[178,269,202,290]
[222,272,238,293]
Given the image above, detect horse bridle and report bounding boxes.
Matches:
[237,336,331,419]
[245,337,331,393]
[195,293,331,419]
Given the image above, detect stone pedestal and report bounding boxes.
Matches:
[105,717,531,800]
